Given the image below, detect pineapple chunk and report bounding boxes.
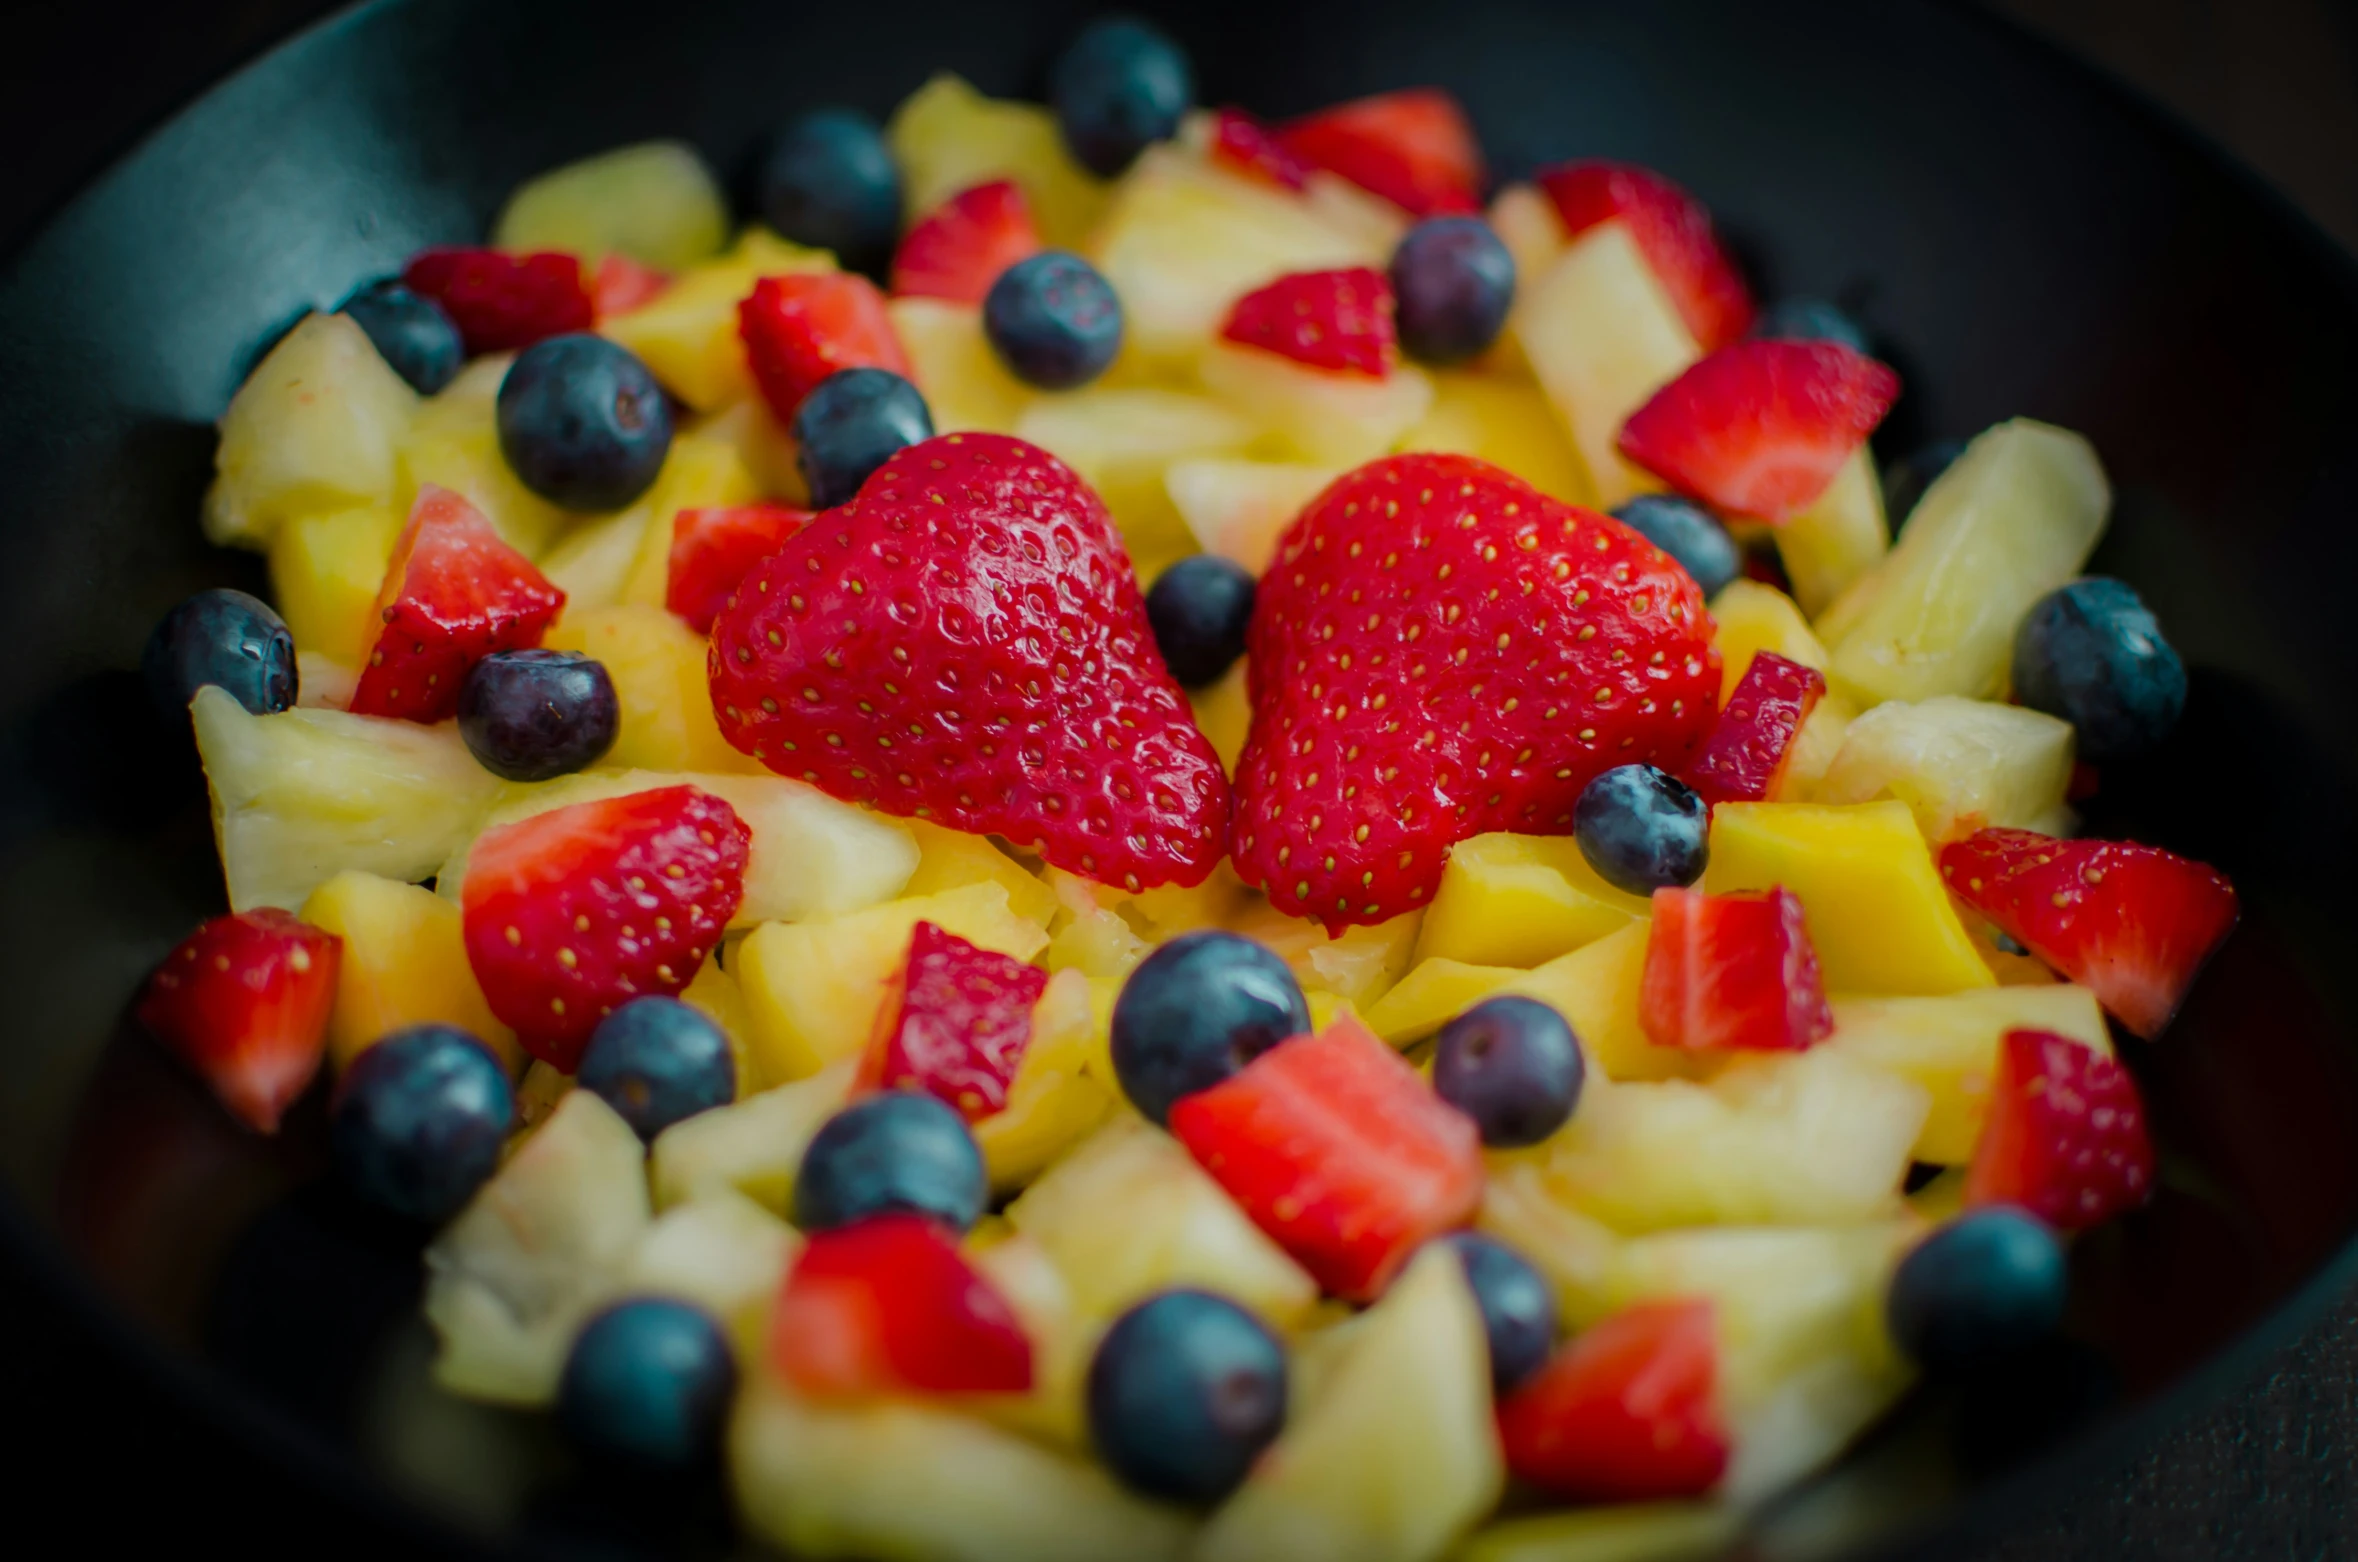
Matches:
[267,503,402,662]
[690,397,805,501]
[892,297,1036,435]
[1226,899,1421,1010]
[1775,449,1888,617]
[538,508,650,609]
[600,228,836,411]
[1415,832,1650,969]
[1301,170,1414,253]
[296,650,359,711]
[887,73,1111,250]
[1361,957,1521,1047]
[1191,662,1252,774]
[1124,863,1248,942]
[1483,185,1569,382]
[300,871,520,1073]
[1815,697,2076,844]
[1706,579,1829,706]
[649,1059,853,1212]
[624,1186,800,1362]
[1825,984,2109,1164]
[612,434,767,607]
[682,954,764,1096]
[492,140,729,270]
[902,818,1060,925]
[974,969,1118,1192]
[396,355,572,556]
[968,1231,1097,1450]
[1478,1159,1622,1328]
[1198,342,1435,467]
[1166,456,1342,573]
[1044,869,1151,980]
[1457,1504,1737,1562]
[1781,691,1858,802]
[1015,387,1256,572]
[206,312,418,548]
[1514,920,1709,1083]
[1397,372,1592,505]
[542,602,760,773]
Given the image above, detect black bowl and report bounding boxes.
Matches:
[7,0,2358,1557]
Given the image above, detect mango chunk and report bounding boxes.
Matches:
[973,968,1117,1192]
[1707,578,1829,706]
[301,870,519,1073]
[268,503,402,662]
[1188,661,1253,774]
[1415,831,1650,969]
[1362,957,1520,1046]
[1826,984,2110,1164]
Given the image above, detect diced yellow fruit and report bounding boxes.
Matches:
[1706,578,1829,706]
[397,355,572,556]
[1455,1504,1738,1562]
[614,434,766,606]
[1907,1165,1970,1225]
[1362,958,1521,1047]
[1122,863,1247,942]
[1416,831,1649,969]
[891,297,1036,435]
[1165,456,1341,574]
[492,140,729,270]
[1198,341,1435,467]
[300,870,520,1073]
[207,312,418,548]
[515,1058,572,1133]
[1226,898,1421,1010]
[649,1059,853,1213]
[1826,984,2110,1164]
[1398,373,1593,505]
[1477,1159,1623,1328]
[1190,661,1253,774]
[682,955,764,1098]
[267,503,402,662]
[1780,691,1857,802]
[296,650,359,710]
[1301,171,1413,253]
[902,818,1060,926]
[623,1187,800,1361]
[1305,991,1357,1036]
[690,398,805,502]
[542,602,759,773]
[887,73,1111,250]
[1776,448,1889,617]
[968,1230,1096,1450]
[1480,184,1570,380]
[1045,868,1152,980]
[601,228,836,411]
[1816,696,2075,845]
[538,508,649,609]
[976,969,1118,1191]
[1015,387,1257,572]
[1517,920,1712,1084]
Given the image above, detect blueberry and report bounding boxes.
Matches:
[341,278,463,394]
[1389,217,1516,365]
[1887,1207,2069,1374]
[1110,932,1310,1126]
[1087,1288,1285,1503]
[792,367,934,508]
[1610,494,1742,600]
[794,1090,986,1234]
[1145,555,1255,688]
[1883,437,1967,526]
[142,588,297,721]
[331,1024,514,1224]
[1436,1231,1558,1393]
[983,251,1124,390]
[1432,995,1584,1148]
[2012,577,2187,764]
[577,997,735,1142]
[496,333,672,511]
[1050,16,1194,178]
[756,108,904,277]
[456,648,618,782]
[1752,297,1873,355]
[558,1297,738,1470]
[1574,763,1709,896]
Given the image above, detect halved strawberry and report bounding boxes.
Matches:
[1618,340,1899,523]
[1276,88,1483,217]
[1939,829,2239,1039]
[349,485,565,722]
[1497,1298,1728,1502]
[1219,267,1397,377]
[856,920,1048,1120]
[460,785,750,1071]
[1210,108,1311,191]
[738,272,912,424]
[401,247,594,356]
[772,1212,1033,1397]
[1683,650,1826,804]
[666,501,811,634]
[1966,1028,2155,1229]
[137,909,341,1133]
[591,253,672,320]
[1535,161,1754,351]
[889,180,1042,306]
[1640,885,1832,1053]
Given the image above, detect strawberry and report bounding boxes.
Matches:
[856,920,1048,1120]
[738,272,912,424]
[460,785,750,1071]
[1210,107,1311,191]
[1966,1028,2155,1229]
[1618,340,1901,523]
[1232,453,1718,928]
[772,1212,1033,1397]
[1168,1016,1482,1301]
[666,501,812,634]
[591,252,672,319]
[1640,885,1832,1052]
[1219,267,1397,377]
[708,433,1229,891]
[1682,650,1826,804]
[137,909,341,1134]
[1275,88,1483,217]
[890,180,1043,306]
[1534,161,1754,351]
[1497,1299,1728,1502]
[349,485,565,722]
[401,246,594,356]
[1939,829,2238,1039]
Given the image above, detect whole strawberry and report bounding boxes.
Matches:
[1234,453,1718,928]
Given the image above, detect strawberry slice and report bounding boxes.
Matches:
[773,1212,1033,1397]
[401,247,594,356]
[1640,885,1833,1052]
[666,501,812,634]
[1210,108,1311,191]
[1683,650,1826,804]
[709,433,1229,891]
[1497,1298,1729,1501]
[137,909,341,1133]
[1535,161,1754,351]
[738,272,912,424]
[461,785,750,1071]
[1219,267,1398,377]
[1168,1016,1482,1301]
[890,180,1043,306]
[1276,88,1483,217]
[349,486,565,723]
[1966,1028,2155,1229]
[856,920,1048,1120]
[1939,829,2238,1038]
[591,253,672,320]
[1618,340,1900,523]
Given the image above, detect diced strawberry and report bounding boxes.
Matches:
[666,501,811,634]
[401,247,594,356]
[136,909,341,1134]
[772,1212,1033,1397]
[738,272,912,424]
[349,486,565,723]
[1168,1016,1482,1301]
[1640,885,1833,1053]
[1497,1299,1729,1501]
[1276,88,1484,217]
[591,253,672,319]
[1219,267,1397,377]
[1210,108,1310,191]
[1966,1029,2155,1229]
[856,920,1048,1120]
[1682,650,1826,804]
[1939,829,2238,1039]
[889,180,1042,306]
[1535,161,1754,351]
[460,785,750,1071]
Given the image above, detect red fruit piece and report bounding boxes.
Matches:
[1220,267,1397,378]
[773,1212,1034,1398]
[1210,108,1310,191]
[1535,161,1754,351]
[460,785,750,1071]
[401,247,594,356]
[1168,1016,1482,1301]
[137,909,341,1134]
[591,253,672,319]
[1497,1299,1729,1502]
[739,272,912,424]
[1966,1028,2155,1229]
[890,180,1043,306]
[349,486,565,723]
[1232,453,1719,929]
[1640,885,1833,1053]
[666,501,812,634]
[1682,650,1826,804]
[708,433,1229,891]
[1940,830,2238,1039]
[856,920,1048,1120]
[1618,340,1901,523]
[1276,88,1483,217]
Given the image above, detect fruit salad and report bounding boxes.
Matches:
[137,15,2239,1560]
